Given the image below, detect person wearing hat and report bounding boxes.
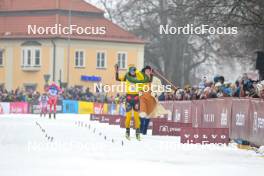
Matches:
[39,92,49,117]
[139,66,157,135]
[115,64,149,140]
[47,83,62,119]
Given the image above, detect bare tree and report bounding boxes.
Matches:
[97,0,264,85]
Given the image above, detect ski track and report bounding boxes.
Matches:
[0,114,264,176]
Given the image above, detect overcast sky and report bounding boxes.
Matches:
[85,0,107,10]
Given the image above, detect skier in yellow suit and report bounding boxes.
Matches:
[115,64,149,140]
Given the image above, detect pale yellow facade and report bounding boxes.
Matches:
[0,39,145,92]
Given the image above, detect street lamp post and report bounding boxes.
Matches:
[67,0,74,87]
[43,74,51,91]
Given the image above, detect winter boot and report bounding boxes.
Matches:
[143,119,150,135]
[136,128,141,141]
[125,128,130,140]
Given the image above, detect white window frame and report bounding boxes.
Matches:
[21,47,41,68]
[117,52,128,69]
[24,84,37,92]
[74,50,85,68]
[0,50,3,66]
[96,51,107,69]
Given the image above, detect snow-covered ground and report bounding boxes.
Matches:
[0,114,264,176]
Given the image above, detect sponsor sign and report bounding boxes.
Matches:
[79,101,94,114]
[10,102,28,114]
[180,127,229,144]
[0,103,10,114]
[152,121,192,136]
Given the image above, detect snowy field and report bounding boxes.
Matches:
[0,114,264,176]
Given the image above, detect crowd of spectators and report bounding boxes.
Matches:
[1,73,264,103]
[158,73,264,101]
[0,86,126,104]
[61,87,126,104]
[0,88,40,103]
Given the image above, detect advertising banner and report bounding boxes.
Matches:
[90,114,101,121]
[103,103,108,114]
[159,101,174,121]
[99,114,111,123]
[32,104,41,114]
[191,100,204,128]
[202,99,232,128]
[32,104,63,114]
[119,103,126,116]
[230,98,251,141]
[62,100,78,114]
[180,127,229,144]
[10,102,28,114]
[108,115,122,125]
[152,121,192,136]
[108,103,118,115]
[249,99,264,146]
[217,98,232,128]
[94,103,104,114]
[173,101,192,123]
[78,101,94,114]
[0,103,10,114]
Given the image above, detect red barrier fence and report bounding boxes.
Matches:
[173,101,192,123]
[158,98,264,146]
[159,101,174,121]
[230,99,251,141]
[180,127,229,144]
[203,99,233,128]
[81,98,264,145]
[152,120,192,136]
[249,99,264,146]
[10,102,29,114]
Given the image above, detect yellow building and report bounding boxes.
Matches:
[0,0,145,92]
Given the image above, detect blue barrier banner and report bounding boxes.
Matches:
[63,100,78,113]
[108,103,117,115]
[119,103,126,116]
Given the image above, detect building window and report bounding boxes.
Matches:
[35,49,40,66]
[96,52,106,68]
[0,83,4,90]
[0,50,3,66]
[24,84,37,92]
[22,48,41,67]
[117,52,127,69]
[75,50,85,67]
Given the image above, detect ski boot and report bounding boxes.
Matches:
[125,128,131,140]
[49,113,51,119]
[136,128,141,141]
[53,113,56,119]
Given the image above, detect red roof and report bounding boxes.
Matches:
[0,0,145,44]
[0,0,104,13]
